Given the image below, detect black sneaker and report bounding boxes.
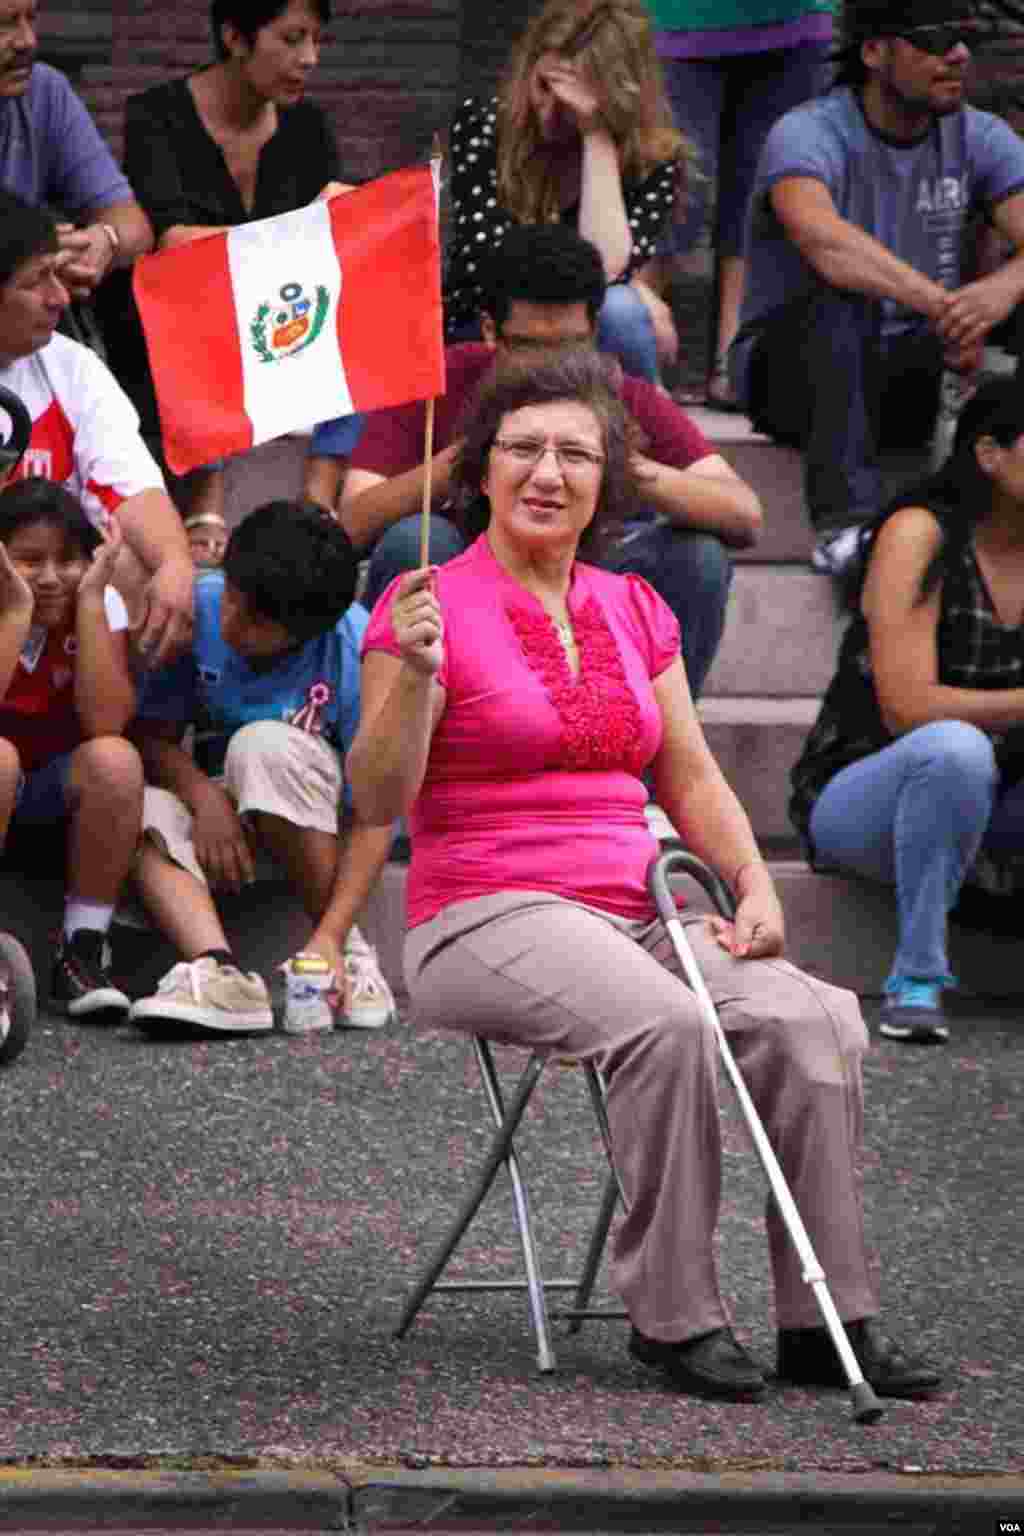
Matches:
[51,929,130,1019]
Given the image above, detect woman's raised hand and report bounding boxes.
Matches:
[534,53,603,135]
[391,567,444,677]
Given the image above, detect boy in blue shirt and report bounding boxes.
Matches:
[128,500,395,1034]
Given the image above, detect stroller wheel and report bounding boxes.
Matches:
[0,932,36,1068]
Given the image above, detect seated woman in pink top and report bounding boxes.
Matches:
[346,349,942,1405]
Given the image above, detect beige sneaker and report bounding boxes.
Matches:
[129,958,273,1033]
[340,926,395,1031]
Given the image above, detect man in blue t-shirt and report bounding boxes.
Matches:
[730,0,1024,569]
[0,4,152,297]
[128,500,396,1036]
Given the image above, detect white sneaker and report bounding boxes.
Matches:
[340,926,395,1031]
[129,958,273,1033]
[811,523,864,577]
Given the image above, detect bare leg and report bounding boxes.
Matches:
[247,812,339,925]
[305,819,393,973]
[715,253,745,362]
[303,456,348,516]
[65,738,144,903]
[133,843,230,958]
[182,466,226,525]
[0,739,21,848]
[706,254,746,407]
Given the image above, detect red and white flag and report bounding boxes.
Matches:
[133,165,445,475]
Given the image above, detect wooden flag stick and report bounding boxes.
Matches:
[419,394,436,568]
[420,131,444,570]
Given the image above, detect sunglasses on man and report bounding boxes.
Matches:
[892,21,990,54]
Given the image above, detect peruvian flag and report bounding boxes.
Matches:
[133,165,445,475]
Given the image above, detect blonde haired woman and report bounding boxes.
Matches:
[445,0,689,382]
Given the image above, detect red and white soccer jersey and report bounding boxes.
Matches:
[0,587,129,773]
[0,333,164,529]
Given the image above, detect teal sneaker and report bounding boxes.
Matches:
[879,979,949,1044]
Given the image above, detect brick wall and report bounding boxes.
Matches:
[39,0,465,183]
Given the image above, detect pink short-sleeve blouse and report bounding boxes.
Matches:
[363,536,682,927]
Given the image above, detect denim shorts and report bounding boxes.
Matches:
[13,751,73,825]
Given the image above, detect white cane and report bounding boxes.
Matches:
[648,849,884,1425]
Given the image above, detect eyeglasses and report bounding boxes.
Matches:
[893,22,986,55]
[492,436,605,472]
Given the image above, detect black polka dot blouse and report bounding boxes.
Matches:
[444,94,679,339]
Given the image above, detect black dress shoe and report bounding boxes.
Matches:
[777,1318,944,1399]
[629,1326,767,1401]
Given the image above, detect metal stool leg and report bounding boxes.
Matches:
[395,1042,628,1370]
[394,1042,559,1370]
[563,1063,627,1332]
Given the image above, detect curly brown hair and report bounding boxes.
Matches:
[450,347,643,559]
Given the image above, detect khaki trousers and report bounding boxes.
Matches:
[405,890,877,1342]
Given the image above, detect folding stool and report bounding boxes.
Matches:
[393,1037,628,1372]
[393,850,737,1373]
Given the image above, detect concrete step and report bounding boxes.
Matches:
[222,435,309,529]
[366,858,1024,1006]
[704,565,843,698]
[686,407,812,564]
[697,697,818,842]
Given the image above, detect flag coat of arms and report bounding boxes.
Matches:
[133,166,445,475]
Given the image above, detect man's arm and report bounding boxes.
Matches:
[937,190,1024,352]
[770,176,951,319]
[632,452,762,548]
[87,200,153,265]
[57,203,154,299]
[112,488,194,663]
[339,446,461,550]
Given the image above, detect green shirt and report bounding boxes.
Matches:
[648,0,833,30]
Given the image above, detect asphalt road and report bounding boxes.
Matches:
[0,992,1021,1480]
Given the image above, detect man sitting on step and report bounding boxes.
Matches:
[730,0,1024,577]
[339,223,762,699]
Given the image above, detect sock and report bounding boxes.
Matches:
[196,948,234,968]
[63,900,115,941]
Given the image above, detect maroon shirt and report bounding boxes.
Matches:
[349,342,713,496]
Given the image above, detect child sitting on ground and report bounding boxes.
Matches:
[128,499,396,1035]
[0,480,144,1019]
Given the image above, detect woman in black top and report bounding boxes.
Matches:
[790,380,1024,1045]
[103,0,360,517]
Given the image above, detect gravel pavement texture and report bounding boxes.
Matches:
[0,989,1020,1477]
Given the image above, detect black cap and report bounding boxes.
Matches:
[843,0,975,44]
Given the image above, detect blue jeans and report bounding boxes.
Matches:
[364,513,731,699]
[310,412,365,458]
[807,721,1024,986]
[362,514,468,611]
[736,290,943,531]
[596,283,658,382]
[603,519,730,698]
[660,44,833,260]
